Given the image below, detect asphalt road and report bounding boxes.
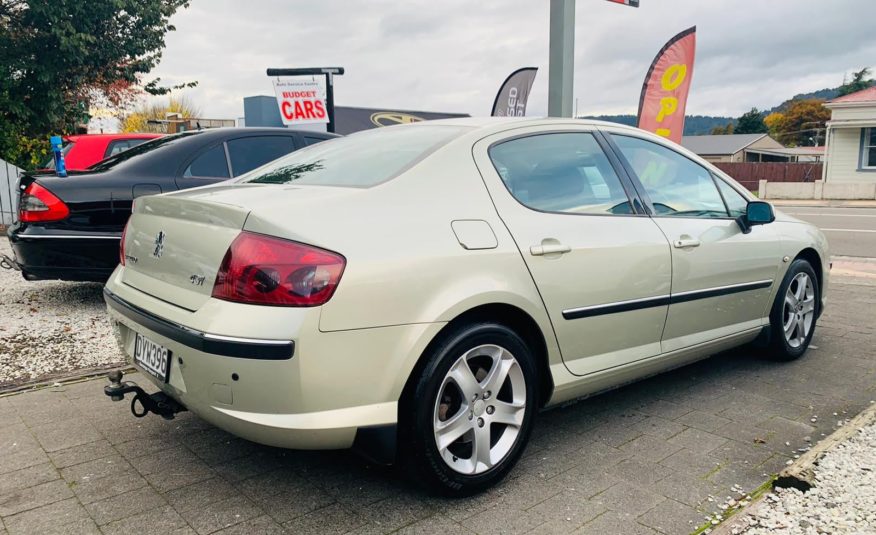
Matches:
[778,206,876,258]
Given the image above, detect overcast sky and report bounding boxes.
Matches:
[148,0,876,120]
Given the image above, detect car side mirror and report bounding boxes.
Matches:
[737,201,775,234]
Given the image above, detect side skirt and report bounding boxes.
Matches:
[545,326,763,408]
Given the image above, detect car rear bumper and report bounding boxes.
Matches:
[8,225,119,281]
[103,276,444,451]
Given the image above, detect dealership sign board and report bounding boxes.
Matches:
[273,78,329,125]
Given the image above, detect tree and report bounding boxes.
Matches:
[763,112,784,138]
[0,0,194,168]
[770,99,831,147]
[837,67,874,97]
[710,123,735,135]
[734,108,768,135]
[122,96,202,133]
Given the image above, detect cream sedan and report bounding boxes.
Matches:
[102,118,828,495]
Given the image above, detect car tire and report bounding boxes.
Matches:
[399,322,538,496]
[765,258,820,361]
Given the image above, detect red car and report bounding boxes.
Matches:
[46,133,163,171]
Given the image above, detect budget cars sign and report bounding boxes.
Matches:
[273,78,328,125]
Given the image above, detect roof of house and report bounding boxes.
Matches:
[680,133,768,155]
[828,86,876,104]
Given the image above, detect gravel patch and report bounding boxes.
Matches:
[728,413,876,534]
[0,237,121,388]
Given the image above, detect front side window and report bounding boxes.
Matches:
[863,128,876,169]
[227,136,296,176]
[611,134,729,218]
[240,125,465,187]
[716,179,749,218]
[184,144,230,178]
[489,133,633,215]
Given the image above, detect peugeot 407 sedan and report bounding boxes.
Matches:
[102,118,828,495]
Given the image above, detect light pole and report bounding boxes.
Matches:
[548,0,576,118]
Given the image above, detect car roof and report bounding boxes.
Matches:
[382,117,654,141]
[66,133,163,142]
[189,127,336,139]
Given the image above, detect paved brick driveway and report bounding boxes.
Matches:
[1,280,874,535]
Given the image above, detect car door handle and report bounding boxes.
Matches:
[673,238,701,248]
[530,243,571,256]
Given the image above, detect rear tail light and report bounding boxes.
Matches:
[212,232,346,307]
[19,182,69,223]
[119,221,129,266]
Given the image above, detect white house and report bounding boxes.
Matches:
[823,86,876,183]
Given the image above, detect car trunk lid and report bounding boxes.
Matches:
[121,188,253,311]
[120,184,363,311]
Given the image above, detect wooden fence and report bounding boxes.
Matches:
[713,162,823,191]
[1,158,22,226]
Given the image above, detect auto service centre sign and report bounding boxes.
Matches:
[273,78,328,125]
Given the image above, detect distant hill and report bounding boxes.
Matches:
[584,80,875,136]
[583,114,735,136]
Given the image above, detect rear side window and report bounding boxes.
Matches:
[611,134,728,218]
[240,125,465,187]
[105,138,151,157]
[489,132,633,215]
[304,136,328,146]
[184,144,230,178]
[227,136,296,176]
[105,140,133,157]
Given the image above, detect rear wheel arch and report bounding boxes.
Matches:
[400,303,554,412]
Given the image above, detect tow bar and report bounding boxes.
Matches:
[104,370,186,420]
[0,254,19,271]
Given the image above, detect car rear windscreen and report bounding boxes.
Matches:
[239,125,467,188]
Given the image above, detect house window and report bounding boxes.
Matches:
[864,128,876,169]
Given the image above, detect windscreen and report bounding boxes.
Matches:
[88,132,199,171]
[238,125,466,187]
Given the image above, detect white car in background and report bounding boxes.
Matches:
[102,118,828,495]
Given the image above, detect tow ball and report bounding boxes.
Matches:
[104,370,186,420]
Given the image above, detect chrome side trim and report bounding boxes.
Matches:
[563,294,671,320]
[18,234,121,240]
[562,279,774,320]
[670,279,774,304]
[201,333,293,345]
[104,288,294,360]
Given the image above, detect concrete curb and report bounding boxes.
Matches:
[769,200,876,208]
[709,402,876,534]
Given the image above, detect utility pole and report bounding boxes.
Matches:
[548,0,575,118]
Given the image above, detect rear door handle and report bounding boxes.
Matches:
[674,238,701,248]
[530,243,571,256]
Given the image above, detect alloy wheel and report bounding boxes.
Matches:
[782,272,816,348]
[432,344,526,475]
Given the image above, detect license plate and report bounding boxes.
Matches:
[133,333,172,382]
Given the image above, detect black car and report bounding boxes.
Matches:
[7,127,336,281]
